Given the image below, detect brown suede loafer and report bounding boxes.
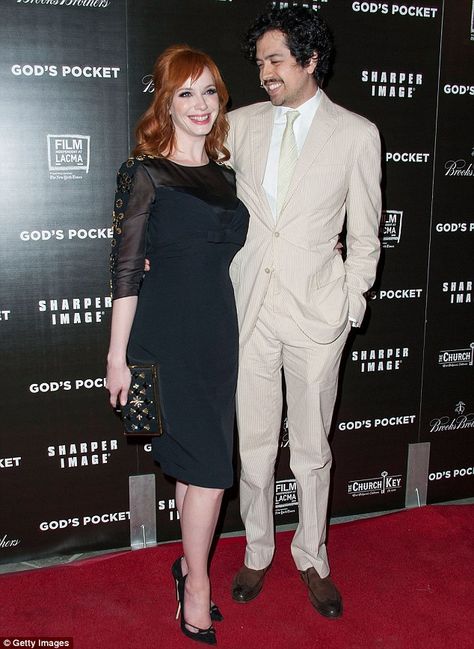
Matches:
[299,567,343,618]
[231,564,269,603]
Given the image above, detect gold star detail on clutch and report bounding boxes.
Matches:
[130,396,144,408]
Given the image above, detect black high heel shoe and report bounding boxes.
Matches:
[171,556,223,622]
[209,604,223,623]
[176,574,216,645]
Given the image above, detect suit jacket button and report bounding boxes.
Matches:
[264,267,271,274]
[274,231,280,237]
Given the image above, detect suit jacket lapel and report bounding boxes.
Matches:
[249,105,274,223]
[280,92,338,216]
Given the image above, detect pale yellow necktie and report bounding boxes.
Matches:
[277,110,300,216]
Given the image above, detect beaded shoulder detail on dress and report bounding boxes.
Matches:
[110,157,154,296]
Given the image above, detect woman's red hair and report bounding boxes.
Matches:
[133,45,230,161]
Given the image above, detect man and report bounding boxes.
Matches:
[227,6,381,618]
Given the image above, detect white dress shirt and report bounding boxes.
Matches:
[263,89,322,221]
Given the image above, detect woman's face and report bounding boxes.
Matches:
[169,66,219,143]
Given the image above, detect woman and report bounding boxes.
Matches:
[106,45,249,645]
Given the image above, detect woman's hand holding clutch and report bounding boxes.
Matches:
[106,361,132,409]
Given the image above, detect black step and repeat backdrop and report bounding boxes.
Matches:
[0,0,472,564]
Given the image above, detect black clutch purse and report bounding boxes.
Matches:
[121,364,164,436]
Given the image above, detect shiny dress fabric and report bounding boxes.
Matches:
[111,156,249,488]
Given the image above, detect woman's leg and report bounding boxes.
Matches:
[178,483,224,630]
[175,480,188,521]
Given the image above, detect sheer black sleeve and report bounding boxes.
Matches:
[110,158,156,300]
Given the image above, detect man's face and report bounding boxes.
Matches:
[255,30,318,108]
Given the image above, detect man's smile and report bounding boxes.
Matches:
[264,79,283,94]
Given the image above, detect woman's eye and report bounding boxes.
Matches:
[178,91,192,97]
[206,88,217,95]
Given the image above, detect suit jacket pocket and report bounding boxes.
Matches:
[311,255,346,290]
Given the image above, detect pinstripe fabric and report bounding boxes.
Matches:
[228,92,381,349]
[236,281,351,576]
[277,110,300,216]
[227,91,382,577]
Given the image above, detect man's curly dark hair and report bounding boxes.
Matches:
[242,5,333,84]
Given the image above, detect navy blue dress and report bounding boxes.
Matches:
[110,156,249,488]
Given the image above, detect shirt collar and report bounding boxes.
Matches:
[273,88,322,124]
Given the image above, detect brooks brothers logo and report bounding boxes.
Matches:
[48,134,90,180]
[429,400,474,433]
[444,146,474,178]
[38,295,112,325]
[348,471,403,498]
[280,416,289,448]
[438,342,474,369]
[0,534,21,548]
[16,0,111,9]
[379,210,403,247]
[361,70,423,98]
[275,479,298,516]
[442,280,472,304]
[142,73,154,94]
[47,439,119,468]
[352,3,438,18]
[351,347,409,372]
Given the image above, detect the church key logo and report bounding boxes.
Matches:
[438,343,474,369]
[347,470,403,497]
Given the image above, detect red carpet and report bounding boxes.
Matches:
[0,505,472,649]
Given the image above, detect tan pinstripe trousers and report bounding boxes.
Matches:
[236,276,350,578]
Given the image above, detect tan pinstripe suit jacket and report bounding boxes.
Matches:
[227,92,382,348]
